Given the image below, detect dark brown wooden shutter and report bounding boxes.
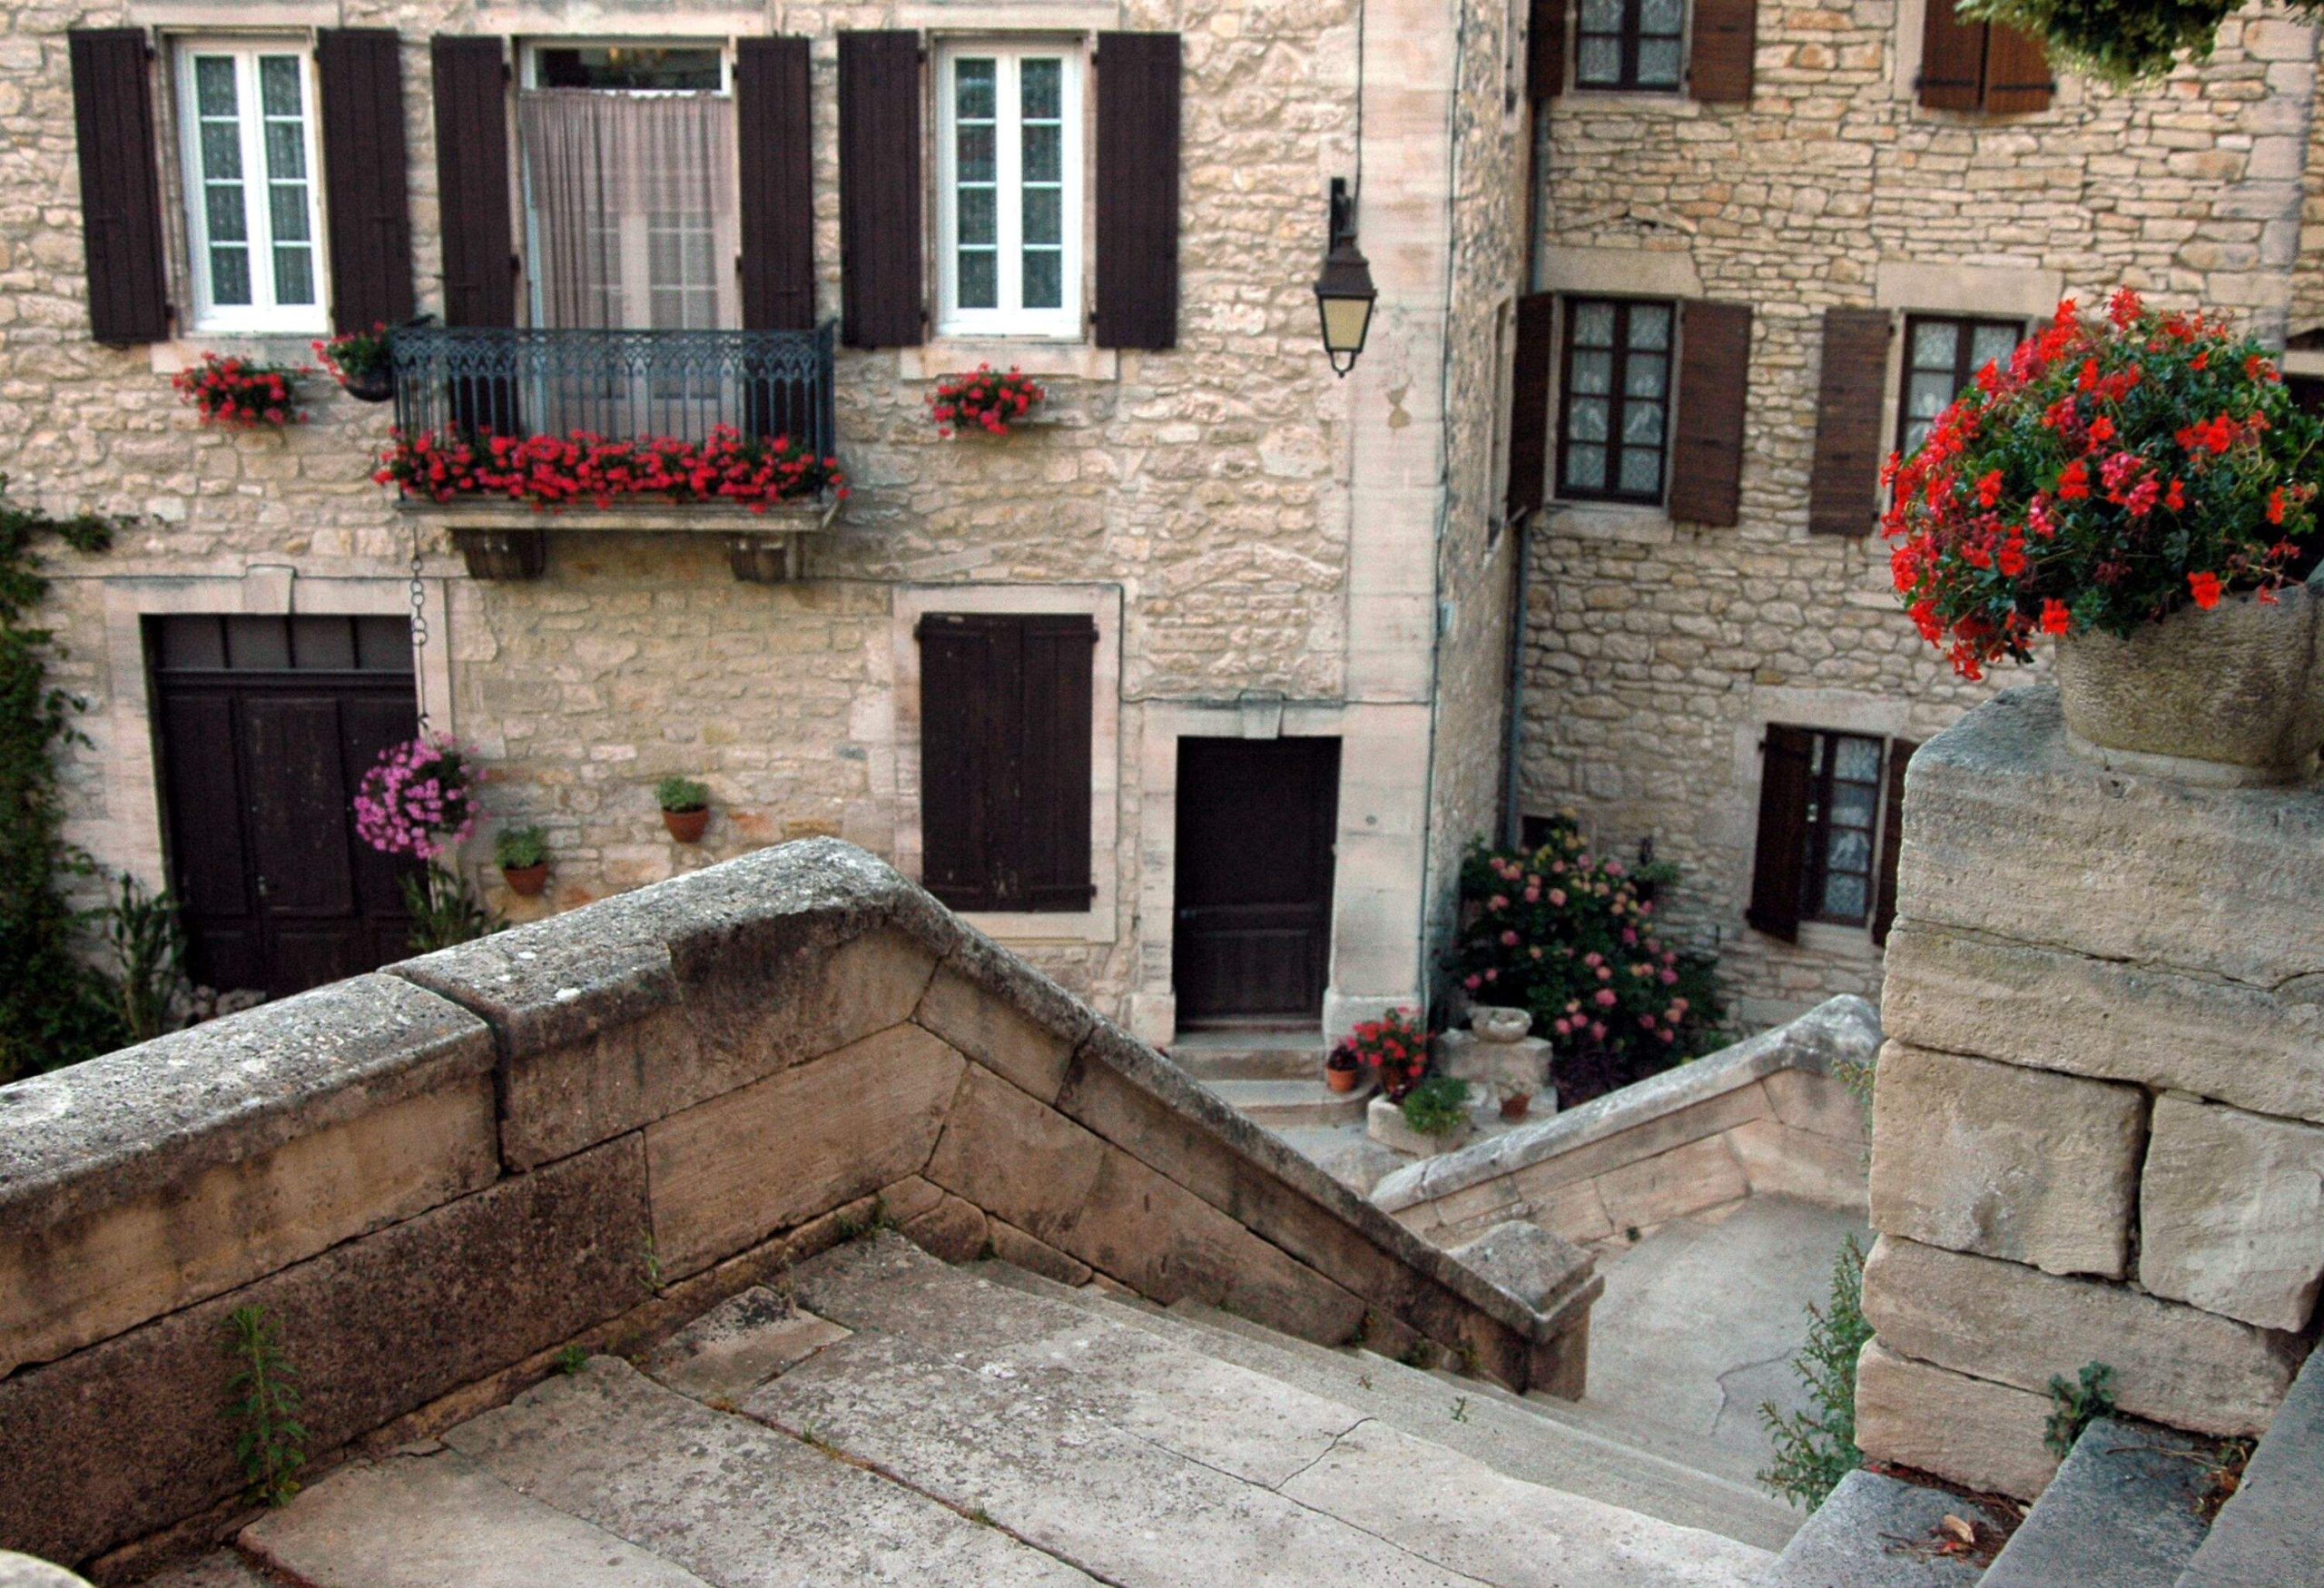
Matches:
[1016,616,1098,910]
[1506,292,1557,520]
[69,29,170,346]
[1528,0,1567,100]
[1747,725,1815,942]
[1871,738,1918,946]
[1807,307,1893,537]
[737,36,815,331]
[837,31,924,349]
[317,30,416,335]
[1689,0,1758,104]
[1918,0,1987,112]
[918,616,1003,912]
[1981,24,2054,114]
[1095,33,1181,351]
[429,37,514,327]
[1668,301,1750,527]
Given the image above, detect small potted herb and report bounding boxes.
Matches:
[1324,1041,1364,1095]
[656,776,711,843]
[494,825,549,896]
[313,322,396,402]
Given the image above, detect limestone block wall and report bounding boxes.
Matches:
[1518,3,2320,1025]
[1856,689,2323,1499]
[0,841,1592,1577]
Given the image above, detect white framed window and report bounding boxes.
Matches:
[175,41,328,333]
[936,42,1086,340]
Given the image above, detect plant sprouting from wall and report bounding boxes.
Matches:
[2044,1361,2118,1456]
[225,1306,307,1507]
[1757,1235,1874,1510]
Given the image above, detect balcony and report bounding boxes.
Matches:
[387,324,842,583]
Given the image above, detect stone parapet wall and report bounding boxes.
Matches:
[1857,688,2324,1498]
[1374,994,1879,1250]
[0,841,1590,1578]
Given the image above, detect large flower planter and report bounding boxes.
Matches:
[2053,570,2324,786]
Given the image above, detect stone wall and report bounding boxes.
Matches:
[1376,994,1878,1251]
[0,841,1592,1576]
[1519,4,2319,1026]
[1855,689,2322,1498]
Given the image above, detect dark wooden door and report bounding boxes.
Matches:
[1172,737,1340,1025]
[151,616,421,1000]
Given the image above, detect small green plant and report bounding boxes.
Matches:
[400,863,504,952]
[644,1238,665,1295]
[2045,1362,2118,1456]
[98,873,189,1043]
[225,1306,306,1507]
[1451,1396,1470,1424]
[655,775,709,814]
[1757,1235,1874,1510]
[493,825,548,870]
[1399,1074,1472,1137]
[556,1344,588,1376]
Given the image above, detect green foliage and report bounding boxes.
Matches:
[1958,0,2257,85]
[1758,1236,1874,1510]
[400,863,505,952]
[225,1306,307,1507]
[1399,1074,1472,1137]
[655,775,710,813]
[0,477,125,1082]
[493,824,548,870]
[98,873,190,1043]
[556,1344,589,1376]
[2045,1361,2119,1455]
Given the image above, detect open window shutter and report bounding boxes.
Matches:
[68,29,170,346]
[1095,33,1181,351]
[1981,24,2054,114]
[916,616,1003,911]
[317,30,416,335]
[429,37,514,327]
[1013,616,1098,910]
[837,31,924,349]
[737,36,815,331]
[1668,301,1750,527]
[1917,0,1987,112]
[1506,292,1557,520]
[1528,0,1567,100]
[1807,307,1893,537]
[1747,725,1815,942]
[1871,738,1918,946]
[1689,0,1758,104]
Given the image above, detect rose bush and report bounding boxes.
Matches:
[1885,291,2323,681]
[378,427,846,510]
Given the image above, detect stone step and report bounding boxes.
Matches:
[1203,1076,1372,1128]
[1763,1468,2014,1586]
[1983,1416,2211,1588]
[2176,1342,2323,1588]
[1163,1029,1325,1082]
[760,1232,1773,1585]
[973,1259,1802,1552]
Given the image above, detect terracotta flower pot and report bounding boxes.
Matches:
[2053,571,2324,786]
[1500,1092,1532,1122]
[662,806,711,843]
[501,863,548,897]
[1325,1064,1360,1094]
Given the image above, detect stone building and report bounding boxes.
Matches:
[15,0,1541,1047]
[1512,0,2324,1024]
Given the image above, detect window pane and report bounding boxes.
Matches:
[1569,349,1612,395]
[1571,301,1616,346]
[956,123,996,183]
[1566,443,1607,488]
[269,182,310,242]
[957,186,997,247]
[1908,370,1955,420]
[1830,783,1876,829]
[1618,447,1662,493]
[1911,320,1960,370]
[1023,249,1061,310]
[1640,0,1684,32]
[200,120,244,182]
[1970,322,2020,370]
[210,246,251,304]
[195,56,238,117]
[273,244,314,305]
[1576,36,1620,82]
[1566,396,1610,442]
[1629,304,1671,350]
[259,55,301,116]
[1820,873,1868,922]
[1833,735,1883,783]
[264,120,306,183]
[1020,57,1062,119]
[1624,351,1668,399]
[1580,0,1622,29]
[955,59,996,120]
[1637,40,1682,85]
[355,616,416,672]
[290,615,356,670]
[959,250,998,309]
[205,183,248,242]
[1621,401,1664,444]
[537,46,720,90]
[1022,185,1061,247]
[1022,123,1061,183]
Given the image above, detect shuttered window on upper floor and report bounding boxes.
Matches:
[1918,1,2054,115]
[1748,727,1918,945]
[1551,296,1749,524]
[1541,0,1756,103]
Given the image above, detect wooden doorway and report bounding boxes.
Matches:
[149,615,422,1001]
[1172,736,1340,1026]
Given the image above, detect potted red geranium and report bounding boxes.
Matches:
[172,353,308,428]
[315,323,396,402]
[931,365,1045,438]
[1339,1008,1431,1102]
[1886,290,2324,784]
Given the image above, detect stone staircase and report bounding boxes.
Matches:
[1164,1027,1368,1129]
[153,1233,1782,1587]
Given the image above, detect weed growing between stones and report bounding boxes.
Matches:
[2044,1362,2118,1456]
[556,1345,589,1376]
[226,1306,307,1507]
[1757,1235,1872,1509]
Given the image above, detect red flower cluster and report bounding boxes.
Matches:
[375,426,847,510]
[312,323,393,388]
[1884,291,2322,679]
[1330,1008,1432,1101]
[931,364,1045,438]
[172,352,308,428]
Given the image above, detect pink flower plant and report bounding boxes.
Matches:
[353,735,478,860]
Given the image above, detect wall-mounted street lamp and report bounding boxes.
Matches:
[1314,178,1377,378]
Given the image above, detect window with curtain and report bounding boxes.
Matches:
[1898,314,2024,459]
[936,42,1086,340]
[175,42,328,333]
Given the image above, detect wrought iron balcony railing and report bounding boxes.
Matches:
[388,323,838,461]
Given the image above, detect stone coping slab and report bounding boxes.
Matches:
[2178,1340,2324,1588]
[0,974,493,1236]
[1373,996,1879,1215]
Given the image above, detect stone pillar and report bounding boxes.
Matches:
[1857,686,2323,1498]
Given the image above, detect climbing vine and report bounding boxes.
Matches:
[0,476,124,1083]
